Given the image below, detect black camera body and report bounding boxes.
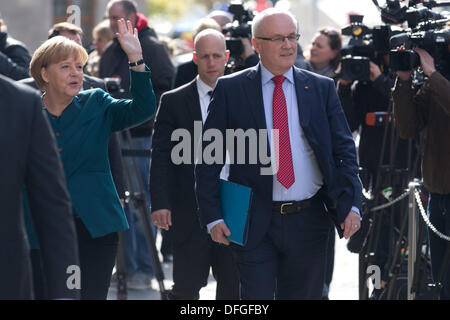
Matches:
[104,77,124,98]
[222,1,254,70]
[374,0,450,72]
[340,15,392,81]
[389,29,450,71]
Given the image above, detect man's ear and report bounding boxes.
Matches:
[225,50,230,63]
[193,51,198,65]
[251,38,260,54]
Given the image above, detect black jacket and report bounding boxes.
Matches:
[150,79,202,243]
[0,75,79,299]
[0,31,31,80]
[19,75,127,198]
[99,26,175,136]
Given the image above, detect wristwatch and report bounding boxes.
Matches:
[129,58,144,67]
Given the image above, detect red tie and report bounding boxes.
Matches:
[272,75,295,189]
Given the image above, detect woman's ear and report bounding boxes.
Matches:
[41,67,49,84]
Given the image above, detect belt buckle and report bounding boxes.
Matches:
[280,202,293,214]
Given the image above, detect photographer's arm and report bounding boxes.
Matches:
[370,62,394,101]
[337,80,360,132]
[392,74,428,139]
[426,71,450,116]
[240,37,259,68]
[414,48,450,116]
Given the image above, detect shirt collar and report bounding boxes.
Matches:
[260,63,294,86]
[196,75,215,98]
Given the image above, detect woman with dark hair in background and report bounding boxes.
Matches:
[308,27,342,79]
[28,19,156,299]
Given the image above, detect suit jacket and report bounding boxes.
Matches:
[195,64,362,250]
[0,75,79,299]
[44,68,156,238]
[150,79,203,243]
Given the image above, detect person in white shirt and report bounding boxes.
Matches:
[195,8,362,300]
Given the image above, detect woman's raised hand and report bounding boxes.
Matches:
[115,18,143,65]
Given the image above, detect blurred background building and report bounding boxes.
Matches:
[1,0,383,54]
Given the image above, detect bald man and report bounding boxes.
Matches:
[150,29,239,300]
[195,9,362,299]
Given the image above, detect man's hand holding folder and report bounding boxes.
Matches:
[207,179,252,246]
[210,222,232,245]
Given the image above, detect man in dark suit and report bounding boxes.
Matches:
[0,74,79,299]
[150,29,239,300]
[195,8,362,300]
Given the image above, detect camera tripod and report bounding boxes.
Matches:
[356,98,428,300]
[114,129,168,300]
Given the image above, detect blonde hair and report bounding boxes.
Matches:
[92,20,113,42]
[30,36,88,90]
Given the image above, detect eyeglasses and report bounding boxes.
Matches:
[256,34,300,43]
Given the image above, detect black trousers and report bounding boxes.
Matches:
[170,225,240,300]
[75,217,118,300]
[231,203,331,300]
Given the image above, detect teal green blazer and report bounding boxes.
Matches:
[43,67,156,238]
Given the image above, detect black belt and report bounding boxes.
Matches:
[272,192,322,215]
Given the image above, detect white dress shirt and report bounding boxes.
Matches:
[260,64,324,201]
[196,76,230,181]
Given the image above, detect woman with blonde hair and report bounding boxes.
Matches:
[29,19,156,299]
[85,20,114,76]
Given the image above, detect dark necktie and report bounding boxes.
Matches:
[207,91,213,113]
[272,75,295,189]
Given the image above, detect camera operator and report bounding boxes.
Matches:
[221,3,259,74]
[338,49,414,297]
[0,11,31,80]
[392,43,450,300]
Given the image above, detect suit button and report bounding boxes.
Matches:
[55,132,61,137]
[58,147,63,152]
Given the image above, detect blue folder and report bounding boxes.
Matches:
[220,179,252,246]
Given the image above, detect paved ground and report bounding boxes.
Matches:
[107,232,360,300]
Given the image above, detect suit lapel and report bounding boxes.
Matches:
[246,65,267,130]
[185,79,202,123]
[293,67,312,128]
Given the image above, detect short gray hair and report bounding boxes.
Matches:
[251,8,298,38]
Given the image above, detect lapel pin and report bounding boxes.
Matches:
[304,86,309,90]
